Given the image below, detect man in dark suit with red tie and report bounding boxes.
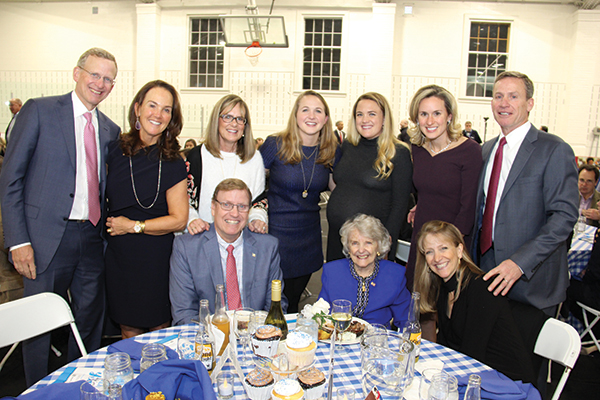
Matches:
[472,71,578,317]
[0,48,120,385]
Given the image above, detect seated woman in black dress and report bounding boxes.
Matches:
[320,214,411,328]
[414,220,543,384]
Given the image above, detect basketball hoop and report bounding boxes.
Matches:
[245,41,262,66]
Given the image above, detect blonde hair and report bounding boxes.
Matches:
[346,92,404,180]
[407,85,462,147]
[414,220,483,314]
[203,95,256,163]
[275,91,338,167]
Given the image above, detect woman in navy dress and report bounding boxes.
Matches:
[258,90,340,313]
[105,80,188,338]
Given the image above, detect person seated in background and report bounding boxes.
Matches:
[319,214,411,329]
[414,220,548,385]
[578,164,600,228]
[169,178,286,325]
[587,157,596,165]
[567,229,600,344]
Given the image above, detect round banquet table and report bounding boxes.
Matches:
[26,315,537,399]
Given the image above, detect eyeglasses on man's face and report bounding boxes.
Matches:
[79,67,116,86]
[214,200,250,213]
[220,114,247,125]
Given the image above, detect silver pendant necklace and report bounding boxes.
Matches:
[300,146,318,199]
[129,154,162,209]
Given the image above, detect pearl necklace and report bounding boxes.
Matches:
[429,139,452,155]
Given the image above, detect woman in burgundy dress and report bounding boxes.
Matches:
[406,85,482,292]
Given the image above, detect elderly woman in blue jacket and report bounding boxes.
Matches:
[319,213,411,328]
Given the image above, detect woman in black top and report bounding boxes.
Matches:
[414,220,547,384]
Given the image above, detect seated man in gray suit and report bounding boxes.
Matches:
[170,178,287,325]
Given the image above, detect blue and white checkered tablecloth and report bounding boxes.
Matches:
[28,319,509,399]
[567,225,597,333]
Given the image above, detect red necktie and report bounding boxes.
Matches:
[226,245,242,310]
[83,112,100,226]
[480,137,507,254]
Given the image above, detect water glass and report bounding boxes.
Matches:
[140,343,168,373]
[361,331,414,400]
[576,214,587,235]
[177,328,199,360]
[80,379,108,400]
[249,310,268,334]
[419,370,458,400]
[427,373,450,400]
[337,387,356,400]
[234,308,254,366]
[103,352,134,389]
[295,314,319,342]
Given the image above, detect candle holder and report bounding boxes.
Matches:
[217,372,235,399]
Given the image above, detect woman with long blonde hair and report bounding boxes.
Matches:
[256,90,340,312]
[326,92,412,262]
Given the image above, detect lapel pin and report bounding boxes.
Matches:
[252,253,256,257]
[371,282,376,287]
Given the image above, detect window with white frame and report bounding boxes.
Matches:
[466,22,510,98]
[189,18,225,88]
[303,18,342,91]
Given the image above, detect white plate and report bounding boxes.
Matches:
[318,317,371,345]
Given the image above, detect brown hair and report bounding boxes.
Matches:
[495,71,534,100]
[346,92,404,180]
[274,91,338,168]
[203,94,256,163]
[212,178,252,203]
[414,220,483,314]
[120,80,183,161]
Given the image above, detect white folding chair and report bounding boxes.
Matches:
[575,301,600,350]
[0,292,87,372]
[534,318,581,400]
[396,239,411,263]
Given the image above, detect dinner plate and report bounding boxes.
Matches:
[318,317,371,345]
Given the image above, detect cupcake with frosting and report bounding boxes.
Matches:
[244,367,275,400]
[297,367,326,400]
[252,325,283,358]
[271,378,304,400]
[285,331,317,368]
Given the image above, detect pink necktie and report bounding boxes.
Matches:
[83,112,100,226]
[226,245,242,310]
[480,137,507,254]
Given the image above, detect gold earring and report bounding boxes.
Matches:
[376,252,381,257]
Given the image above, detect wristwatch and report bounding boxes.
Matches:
[134,220,146,234]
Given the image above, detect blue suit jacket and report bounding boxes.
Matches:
[169,226,286,325]
[471,125,578,309]
[0,92,120,274]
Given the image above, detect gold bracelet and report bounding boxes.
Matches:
[140,220,146,234]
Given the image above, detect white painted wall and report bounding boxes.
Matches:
[0,0,599,157]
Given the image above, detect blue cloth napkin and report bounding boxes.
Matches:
[122,359,217,400]
[107,337,179,372]
[456,370,541,400]
[3,380,84,399]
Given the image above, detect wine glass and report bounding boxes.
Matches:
[234,307,254,366]
[332,299,352,353]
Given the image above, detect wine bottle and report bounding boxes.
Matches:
[196,299,215,373]
[265,280,288,340]
[212,285,230,356]
[403,291,422,361]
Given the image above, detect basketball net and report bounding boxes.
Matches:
[245,41,262,67]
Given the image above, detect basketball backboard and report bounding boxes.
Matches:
[219,15,289,48]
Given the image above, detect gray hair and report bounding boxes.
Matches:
[340,214,391,259]
[77,47,118,74]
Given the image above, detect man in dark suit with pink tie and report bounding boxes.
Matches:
[0,48,121,385]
